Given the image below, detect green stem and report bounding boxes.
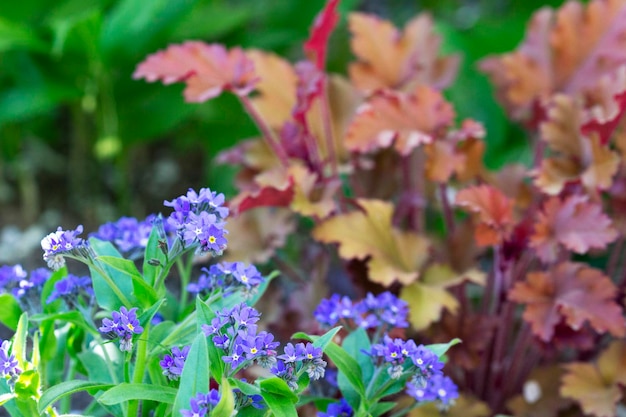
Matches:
[128,325,150,417]
[60,361,76,413]
[177,253,194,319]
[89,261,133,308]
[364,365,386,399]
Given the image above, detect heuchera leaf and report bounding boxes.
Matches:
[561,341,626,417]
[229,168,295,215]
[133,42,257,102]
[304,0,340,70]
[507,365,572,417]
[480,0,626,121]
[312,199,430,286]
[534,94,620,195]
[455,185,514,247]
[348,12,460,92]
[508,262,626,342]
[530,195,618,263]
[345,85,455,156]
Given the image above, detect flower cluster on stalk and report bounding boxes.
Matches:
[47,273,93,307]
[188,261,264,298]
[159,345,190,381]
[202,303,279,375]
[271,342,327,390]
[0,340,20,387]
[318,398,353,417]
[314,291,409,330]
[99,307,144,352]
[165,188,229,255]
[181,390,221,417]
[0,265,51,313]
[41,225,94,270]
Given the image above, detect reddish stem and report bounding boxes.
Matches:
[239,95,290,167]
[320,76,339,180]
[439,183,456,234]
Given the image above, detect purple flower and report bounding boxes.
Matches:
[188,262,265,297]
[279,343,305,363]
[46,274,92,305]
[0,265,27,291]
[232,263,263,288]
[181,390,221,417]
[0,340,20,378]
[318,398,353,417]
[99,307,144,351]
[41,225,91,270]
[229,304,261,330]
[410,345,444,377]
[160,345,190,380]
[223,344,245,368]
[406,374,458,405]
[91,215,156,254]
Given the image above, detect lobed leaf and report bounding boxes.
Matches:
[313,199,429,286]
[509,262,626,341]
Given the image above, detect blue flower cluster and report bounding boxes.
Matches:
[0,265,51,314]
[202,303,279,375]
[47,274,93,305]
[318,398,353,417]
[188,261,264,298]
[0,340,20,383]
[271,342,327,390]
[41,225,93,270]
[99,307,144,352]
[159,345,190,381]
[165,188,229,255]
[181,390,221,417]
[369,334,458,406]
[91,215,157,256]
[314,292,409,330]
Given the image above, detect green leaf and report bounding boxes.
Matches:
[97,255,158,308]
[0,16,48,52]
[41,267,67,313]
[196,297,224,382]
[14,370,39,398]
[0,294,22,330]
[138,298,165,328]
[212,377,235,417]
[89,238,135,310]
[98,383,177,405]
[30,311,96,335]
[172,333,209,415]
[425,338,462,359]
[12,313,29,370]
[312,326,342,352]
[142,215,167,286]
[0,392,16,406]
[229,378,260,396]
[341,327,374,382]
[38,380,113,413]
[371,401,397,417]
[260,377,298,417]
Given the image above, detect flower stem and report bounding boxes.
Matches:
[127,325,150,417]
[239,95,290,167]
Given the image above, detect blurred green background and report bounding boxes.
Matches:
[0,0,564,232]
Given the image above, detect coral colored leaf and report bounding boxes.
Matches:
[312,199,430,286]
[561,341,626,417]
[480,0,626,121]
[530,195,618,263]
[425,141,466,183]
[509,262,626,342]
[582,67,626,144]
[534,95,620,195]
[134,42,257,102]
[348,13,459,92]
[229,169,295,215]
[304,0,340,70]
[289,164,339,219]
[454,185,514,247]
[346,85,455,156]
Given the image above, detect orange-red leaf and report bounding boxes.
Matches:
[530,195,618,263]
[455,185,514,246]
[134,42,257,102]
[480,0,626,121]
[509,262,626,342]
[348,13,459,92]
[561,341,626,417]
[312,199,430,286]
[345,85,455,155]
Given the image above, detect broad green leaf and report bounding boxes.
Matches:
[172,333,209,415]
[196,298,224,382]
[0,379,20,416]
[341,327,374,382]
[98,383,177,405]
[229,378,261,396]
[30,311,97,335]
[212,377,235,417]
[0,392,16,406]
[97,255,158,308]
[77,350,120,384]
[41,267,67,313]
[138,298,165,328]
[14,370,39,398]
[0,294,22,330]
[38,380,113,413]
[312,326,342,352]
[371,401,397,417]
[89,238,135,310]
[260,377,298,417]
[0,16,48,52]
[425,338,462,359]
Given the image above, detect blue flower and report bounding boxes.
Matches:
[188,261,265,298]
[160,345,190,380]
[181,390,221,417]
[0,340,20,378]
[91,215,157,255]
[406,374,458,405]
[46,274,93,306]
[0,265,27,292]
[318,398,353,417]
[41,225,92,270]
[99,307,144,352]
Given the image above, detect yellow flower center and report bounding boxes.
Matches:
[208,236,216,243]
[127,323,134,331]
[250,347,258,354]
